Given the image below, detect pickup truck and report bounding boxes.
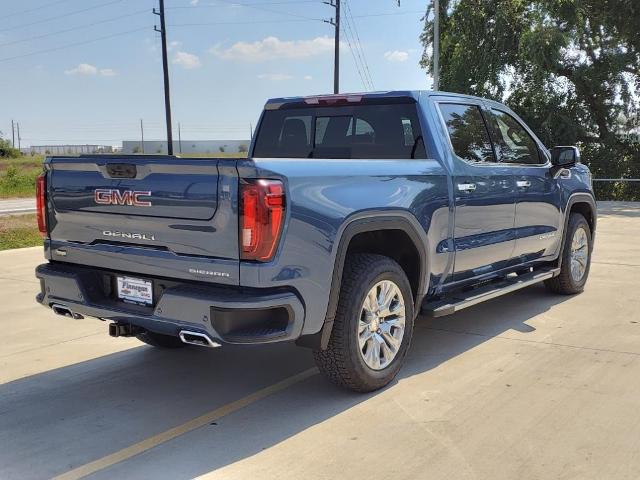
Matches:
[35,91,596,392]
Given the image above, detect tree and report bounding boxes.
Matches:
[0,133,20,158]
[421,0,640,198]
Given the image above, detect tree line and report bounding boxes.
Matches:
[421,0,639,199]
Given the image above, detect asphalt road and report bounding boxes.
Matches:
[0,202,639,480]
[0,198,36,216]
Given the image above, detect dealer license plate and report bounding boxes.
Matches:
[117,276,153,306]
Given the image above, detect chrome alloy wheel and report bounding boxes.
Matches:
[570,226,589,282]
[358,280,406,371]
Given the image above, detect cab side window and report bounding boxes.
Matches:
[438,103,495,163]
[489,110,542,165]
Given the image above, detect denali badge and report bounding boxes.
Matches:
[103,230,156,241]
[94,188,152,207]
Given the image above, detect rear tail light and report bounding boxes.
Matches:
[36,173,47,237]
[240,179,285,261]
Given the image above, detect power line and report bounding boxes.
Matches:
[0,0,123,33]
[344,0,374,89]
[0,0,74,20]
[167,1,319,9]
[341,23,368,90]
[170,10,423,28]
[0,8,149,48]
[0,27,148,63]
[353,10,424,18]
[170,18,321,27]
[211,0,321,21]
[342,11,371,89]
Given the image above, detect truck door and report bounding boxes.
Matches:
[436,101,516,282]
[485,107,562,263]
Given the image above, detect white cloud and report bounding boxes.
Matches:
[384,50,409,62]
[64,63,97,75]
[168,40,182,51]
[64,63,116,76]
[303,75,313,80]
[257,73,293,81]
[173,51,202,69]
[189,0,199,4]
[210,36,334,62]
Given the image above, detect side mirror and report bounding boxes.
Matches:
[551,146,580,167]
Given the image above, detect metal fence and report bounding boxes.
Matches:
[592,178,640,201]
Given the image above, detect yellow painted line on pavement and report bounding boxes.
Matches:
[53,367,319,480]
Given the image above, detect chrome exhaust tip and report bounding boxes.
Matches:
[51,303,83,319]
[179,330,221,348]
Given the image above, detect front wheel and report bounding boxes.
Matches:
[545,212,592,295]
[313,254,415,392]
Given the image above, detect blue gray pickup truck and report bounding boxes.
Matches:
[35,91,596,392]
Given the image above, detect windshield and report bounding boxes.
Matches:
[253,103,427,159]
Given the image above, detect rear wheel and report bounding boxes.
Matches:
[313,254,414,392]
[545,212,592,294]
[136,330,185,348]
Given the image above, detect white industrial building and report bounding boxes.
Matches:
[24,145,114,155]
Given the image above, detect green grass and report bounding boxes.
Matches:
[0,214,42,250]
[0,156,43,198]
[0,155,44,171]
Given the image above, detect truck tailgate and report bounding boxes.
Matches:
[45,155,240,284]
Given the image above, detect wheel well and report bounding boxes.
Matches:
[345,229,421,301]
[570,202,595,233]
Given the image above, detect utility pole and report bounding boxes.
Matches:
[153,0,174,155]
[433,0,440,90]
[16,123,21,150]
[323,1,340,93]
[140,119,145,153]
[11,120,15,148]
[178,122,182,153]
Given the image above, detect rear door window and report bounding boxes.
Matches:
[438,103,496,163]
[253,103,427,159]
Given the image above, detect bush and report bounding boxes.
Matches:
[0,138,20,158]
[0,165,40,198]
[582,141,640,201]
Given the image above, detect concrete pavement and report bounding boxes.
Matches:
[0,202,639,479]
[0,197,36,216]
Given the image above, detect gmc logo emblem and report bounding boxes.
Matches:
[94,189,152,207]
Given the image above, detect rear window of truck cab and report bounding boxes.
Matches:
[253,103,427,159]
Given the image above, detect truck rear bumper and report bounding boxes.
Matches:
[35,262,305,345]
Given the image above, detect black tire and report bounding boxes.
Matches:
[313,254,415,393]
[545,212,592,295]
[136,330,185,348]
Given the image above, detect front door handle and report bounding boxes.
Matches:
[516,180,532,188]
[457,182,477,192]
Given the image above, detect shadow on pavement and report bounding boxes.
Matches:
[597,202,640,218]
[0,284,570,480]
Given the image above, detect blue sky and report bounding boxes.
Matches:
[0,0,432,146]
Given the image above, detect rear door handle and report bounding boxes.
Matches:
[457,183,476,192]
[516,180,531,188]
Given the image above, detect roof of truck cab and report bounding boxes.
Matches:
[264,90,493,108]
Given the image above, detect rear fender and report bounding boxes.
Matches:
[296,211,429,350]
